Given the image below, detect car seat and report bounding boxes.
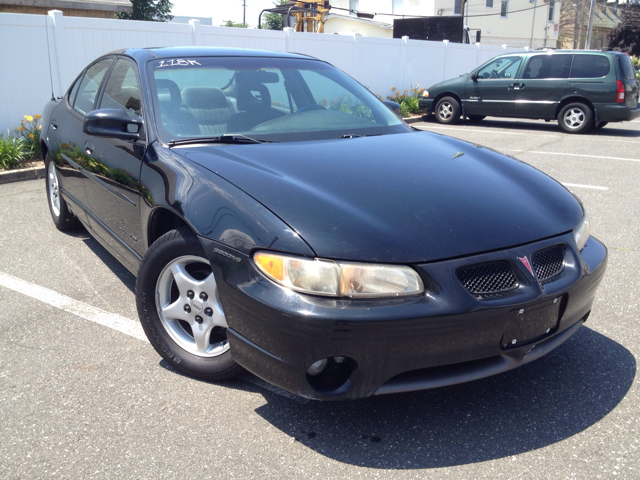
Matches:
[182,86,234,136]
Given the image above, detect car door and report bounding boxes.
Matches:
[50,57,114,213]
[513,54,571,119]
[80,56,147,260]
[464,55,523,116]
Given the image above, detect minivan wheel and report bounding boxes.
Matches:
[558,103,593,134]
[136,226,243,381]
[435,97,461,124]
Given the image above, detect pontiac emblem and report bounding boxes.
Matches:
[518,256,534,277]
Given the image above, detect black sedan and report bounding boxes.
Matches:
[41,47,607,400]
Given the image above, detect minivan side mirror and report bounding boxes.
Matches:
[382,100,402,118]
[471,72,479,82]
[83,108,143,140]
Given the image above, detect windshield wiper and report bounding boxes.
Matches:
[339,133,382,139]
[168,134,272,147]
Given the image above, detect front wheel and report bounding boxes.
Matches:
[434,96,461,124]
[558,103,593,134]
[136,227,243,381]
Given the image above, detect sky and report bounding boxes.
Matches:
[170,0,279,28]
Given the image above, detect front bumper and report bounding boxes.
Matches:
[201,233,607,400]
[418,98,433,113]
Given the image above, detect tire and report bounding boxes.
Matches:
[434,96,461,124]
[594,122,608,130]
[557,102,593,134]
[45,154,80,231]
[136,226,243,381]
[468,115,485,122]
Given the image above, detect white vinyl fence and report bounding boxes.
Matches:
[0,11,524,133]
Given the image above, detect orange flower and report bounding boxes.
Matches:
[18,126,25,132]
[391,86,396,90]
[29,133,35,139]
[35,114,42,120]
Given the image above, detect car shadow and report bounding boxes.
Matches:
[245,326,635,469]
[421,116,640,137]
[62,227,136,293]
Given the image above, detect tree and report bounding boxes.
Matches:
[261,0,288,30]
[116,0,173,22]
[221,20,248,28]
[608,1,640,56]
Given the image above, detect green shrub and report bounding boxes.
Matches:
[400,102,410,117]
[402,97,421,114]
[0,132,28,170]
[14,115,42,158]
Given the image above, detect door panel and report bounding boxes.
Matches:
[514,54,571,118]
[82,57,146,257]
[464,56,522,116]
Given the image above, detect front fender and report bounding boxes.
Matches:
[139,143,315,258]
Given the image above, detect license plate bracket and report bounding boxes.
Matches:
[501,296,562,349]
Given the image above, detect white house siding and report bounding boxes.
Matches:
[433,0,559,48]
[324,17,393,37]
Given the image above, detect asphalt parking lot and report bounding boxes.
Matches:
[1,117,639,479]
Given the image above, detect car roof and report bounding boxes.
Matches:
[106,46,316,61]
[501,49,625,57]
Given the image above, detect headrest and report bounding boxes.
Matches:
[237,83,271,112]
[155,79,181,112]
[182,87,229,110]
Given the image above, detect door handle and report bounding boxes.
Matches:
[84,141,94,155]
[50,119,58,130]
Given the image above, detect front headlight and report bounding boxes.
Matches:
[422,90,429,98]
[253,252,424,298]
[573,213,590,251]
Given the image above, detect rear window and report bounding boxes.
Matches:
[570,55,610,78]
[617,54,636,80]
[523,54,572,79]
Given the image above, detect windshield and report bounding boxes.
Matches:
[148,56,407,143]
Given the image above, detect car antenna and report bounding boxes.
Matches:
[44,14,57,101]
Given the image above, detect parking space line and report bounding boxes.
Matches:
[0,271,147,342]
[507,149,640,162]
[561,183,609,191]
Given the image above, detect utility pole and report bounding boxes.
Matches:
[530,0,538,49]
[242,0,247,25]
[585,0,596,49]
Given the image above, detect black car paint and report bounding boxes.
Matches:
[41,47,607,400]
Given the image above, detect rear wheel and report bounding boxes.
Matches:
[435,96,461,124]
[557,102,593,134]
[136,227,243,381]
[45,154,80,231]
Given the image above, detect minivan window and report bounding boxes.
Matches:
[523,54,571,79]
[570,55,610,78]
[477,56,522,79]
[617,55,636,80]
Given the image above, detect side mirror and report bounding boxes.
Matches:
[471,72,479,82]
[382,100,402,117]
[83,108,143,140]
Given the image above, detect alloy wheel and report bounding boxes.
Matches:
[48,161,61,217]
[438,102,453,120]
[562,108,585,130]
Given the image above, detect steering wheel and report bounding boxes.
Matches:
[491,69,499,78]
[294,104,326,113]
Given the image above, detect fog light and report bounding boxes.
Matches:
[307,358,328,376]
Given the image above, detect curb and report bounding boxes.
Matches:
[404,115,429,124]
[0,166,46,185]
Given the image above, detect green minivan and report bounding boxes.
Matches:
[419,50,640,133]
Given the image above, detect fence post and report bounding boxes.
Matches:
[442,40,449,81]
[47,10,65,98]
[401,35,408,93]
[283,27,293,52]
[189,19,201,46]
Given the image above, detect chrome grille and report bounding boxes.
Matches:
[532,246,565,282]
[456,263,518,295]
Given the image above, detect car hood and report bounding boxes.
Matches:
[182,131,582,263]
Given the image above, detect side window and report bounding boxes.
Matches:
[73,58,112,116]
[522,55,571,79]
[477,56,522,80]
[67,76,81,108]
[570,55,610,78]
[99,58,142,117]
